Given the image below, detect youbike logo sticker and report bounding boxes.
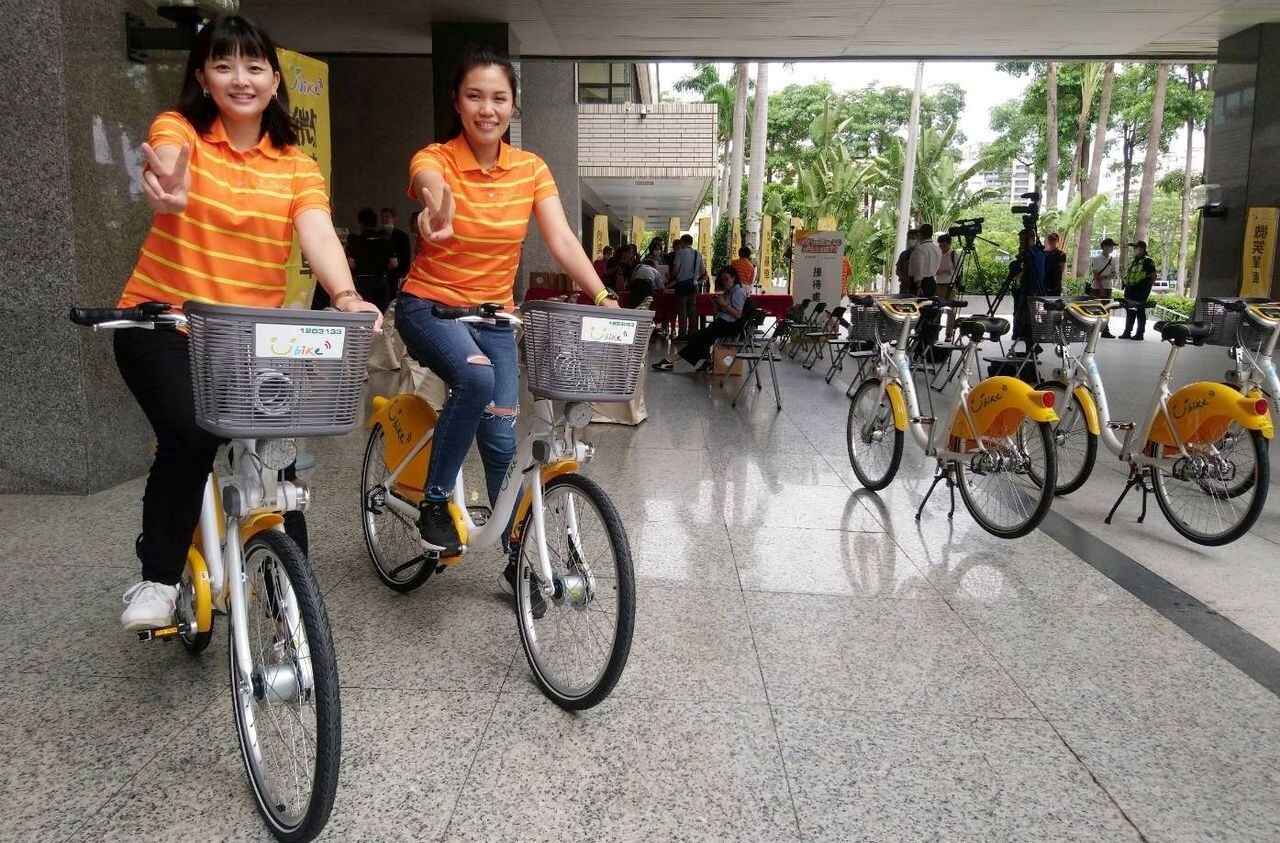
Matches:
[254,324,347,359]
[580,317,637,345]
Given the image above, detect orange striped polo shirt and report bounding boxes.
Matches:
[118,111,329,309]
[402,135,558,309]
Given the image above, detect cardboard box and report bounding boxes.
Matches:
[712,347,747,377]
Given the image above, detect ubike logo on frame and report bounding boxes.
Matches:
[580,316,637,346]
[254,323,347,359]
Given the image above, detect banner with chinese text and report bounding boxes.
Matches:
[277,49,330,310]
[792,229,846,306]
[1240,208,1278,298]
[697,217,712,275]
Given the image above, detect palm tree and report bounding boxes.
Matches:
[1074,62,1114,277]
[674,63,735,224]
[727,63,750,227]
[1134,63,1171,249]
[1045,62,1060,211]
[746,62,770,253]
[1041,193,1110,256]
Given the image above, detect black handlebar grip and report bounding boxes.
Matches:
[431,304,476,320]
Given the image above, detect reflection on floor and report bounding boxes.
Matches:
[3,336,1279,841]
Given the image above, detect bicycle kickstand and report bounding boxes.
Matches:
[1104,464,1151,525]
[916,464,957,521]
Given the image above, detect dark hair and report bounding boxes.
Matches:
[738,246,752,258]
[679,233,694,246]
[358,207,377,228]
[176,15,298,148]
[919,224,934,238]
[381,207,396,217]
[719,264,739,282]
[648,236,664,251]
[937,234,951,245]
[602,245,614,254]
[449,44,520,138]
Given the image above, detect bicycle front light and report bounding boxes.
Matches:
[257,438,298,471]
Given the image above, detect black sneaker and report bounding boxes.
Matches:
[418,497,462,555]
[651,360,674,372]
[501,561,547,619]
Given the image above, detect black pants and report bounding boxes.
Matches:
[678,319,743,366]
[115,329,306,584]
[1124,301,1147,337]
[918,276,937,297]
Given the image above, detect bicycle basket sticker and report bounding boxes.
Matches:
[580,316,637,345]
[254,323,347,359]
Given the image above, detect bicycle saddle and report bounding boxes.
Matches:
[1156,320,1213,346]
[957,316,1010,342]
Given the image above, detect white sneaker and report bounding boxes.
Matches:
[120,581,178,632]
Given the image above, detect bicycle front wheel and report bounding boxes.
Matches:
[952,418,1057,539]
[1150,432,1270,545]
[231,530,341,843]
[1034,380,1098,495]
[361,424,435,592]
[515,473,635,710]
[847,378,903,491]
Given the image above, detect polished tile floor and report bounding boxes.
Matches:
[3,333,1280,841]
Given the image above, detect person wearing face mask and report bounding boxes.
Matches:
[380,206,411,294]
[895,229,918,295]
[110,15,382,632]
[395,45,619,602]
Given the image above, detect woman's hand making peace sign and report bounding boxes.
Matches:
[417,184,456,243]
[140,142,191,215]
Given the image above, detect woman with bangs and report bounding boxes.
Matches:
[113,15,381,633]
[395,45,617,605]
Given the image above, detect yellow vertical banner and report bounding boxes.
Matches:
[631,216,645,249]
[817,215,837,231]
[697,217,712,274]
[1241,207,1279,297]
[668,216,681,249]
[277,49,330,310]
[731,216,742,256]
[592,215,610,260]
[760,215,772,287]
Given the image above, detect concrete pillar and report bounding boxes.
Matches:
[1200,24,1280,298]
[0,0,184,493]
[515,60,580,302]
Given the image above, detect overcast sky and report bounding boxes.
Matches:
[658,61,1202,194]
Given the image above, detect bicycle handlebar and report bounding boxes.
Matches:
[69,301,180,327]
[433,302,521,325]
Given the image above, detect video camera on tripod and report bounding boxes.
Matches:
[1011,190,1041,232]
[947,217,984,247]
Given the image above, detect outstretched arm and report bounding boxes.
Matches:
[533,196,619,308]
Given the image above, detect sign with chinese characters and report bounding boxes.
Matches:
[668,216,681,250]
[792,229,846,307]
[277,49,330,310]
[731,216,742,257]
[1240,207,1278,298]
[697,217,712,276]
[631,216,645,253]
[255,324,347,358]
[760,215,772,288]
[592,215,609,261]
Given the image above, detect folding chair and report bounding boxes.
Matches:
[727,310,782,410]
[802,305,847,369]
[787,300,827,358]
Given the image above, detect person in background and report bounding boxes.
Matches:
[646,236,666,264]
[651,265,745,373]
[908,223,942,297]
[935,234,956,296]
[895,228,918,295]
[630,254,663,306]
[1010,228,1046,348]
[1043,231,1067,296]
[347,206,398,311]
[1120,239,1157,341]
[730,245,756,289]
[605,243,637,292]
[1090,237,1119,337]
[592,244,613,281]
[381,206,412,293]
[668,233,708,339]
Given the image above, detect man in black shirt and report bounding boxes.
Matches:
[347,207,397,312]
[895,228,918,295]
[1043,232,1067,296]
[380,207,411,294]
[1120,240,1158,340]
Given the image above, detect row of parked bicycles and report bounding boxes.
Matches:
[777,292,1276,545]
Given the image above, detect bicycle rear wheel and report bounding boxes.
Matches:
[1150,432,1270,545]
[232,530,341,842]
[952,418,1057,539]
[514,473,634,710]
[1034,380,1098,496]
[361,424,435,592]
[846,378,903,491]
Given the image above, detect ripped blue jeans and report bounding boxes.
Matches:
[395,294,519,508]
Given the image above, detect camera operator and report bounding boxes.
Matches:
[908,223,943,297]
[1010,228,1046,349]
[1043,232,1067,296]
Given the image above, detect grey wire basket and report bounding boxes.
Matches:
[521,300,654,402]
[1029,296,1090,345]
[184,301,377,438]
[1193,297,1273,349]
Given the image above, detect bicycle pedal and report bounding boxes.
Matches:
[136,622,190,642]
[910,416,936,425]
[466,505,492,526]
[1107,421,1135,430]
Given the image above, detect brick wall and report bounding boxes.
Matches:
[578,103,717,171]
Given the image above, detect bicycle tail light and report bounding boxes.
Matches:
[1038,390,1056,410]
[1255,398,1268,417]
